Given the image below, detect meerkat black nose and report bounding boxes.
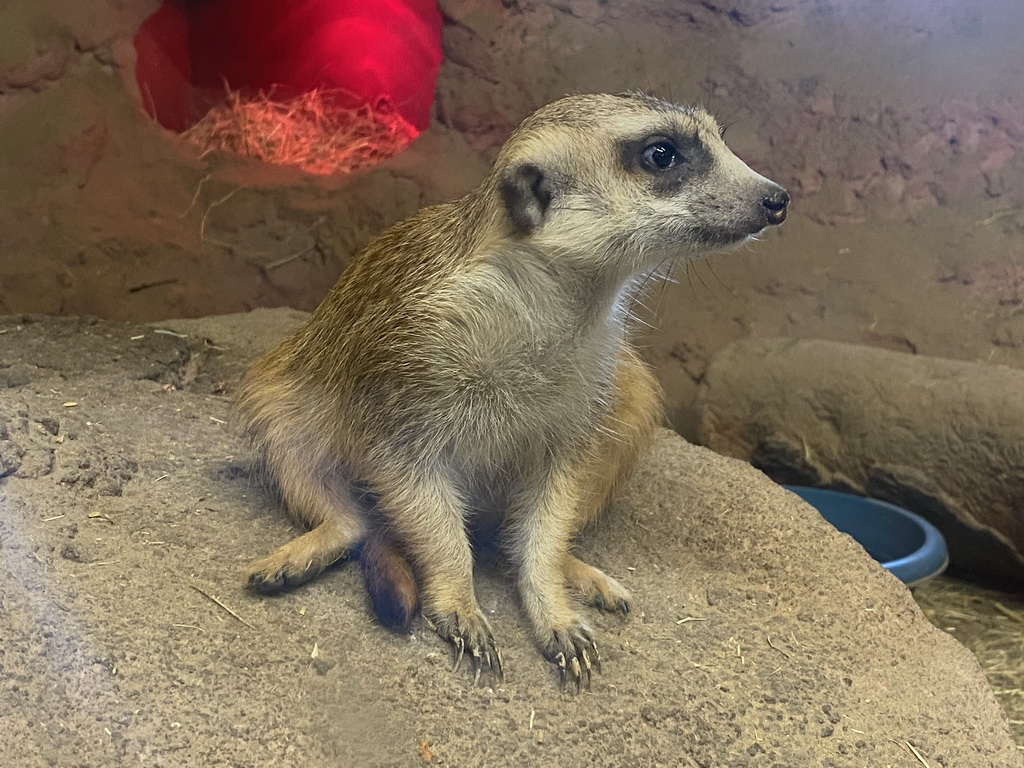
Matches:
[761,187,790,225]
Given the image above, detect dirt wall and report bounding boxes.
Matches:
[1,0,1022,435]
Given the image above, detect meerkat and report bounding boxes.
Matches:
[236,92,788,689]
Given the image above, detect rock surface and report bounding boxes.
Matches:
[0,311,1019,767]
[697,337,1024,586]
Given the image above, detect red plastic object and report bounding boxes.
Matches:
[134,0,443,133]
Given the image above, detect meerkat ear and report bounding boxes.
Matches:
[500,163,554,236]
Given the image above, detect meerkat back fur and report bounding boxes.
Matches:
[237,92,789,689]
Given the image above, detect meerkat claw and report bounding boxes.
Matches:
[494,647,506,682]
[246,570,284,593]
[472,647,485,685]
[555,652,569,690]
[569,656,584,692]
[434,612,503,684]
[451,635,466,673]
[474,645,503,685]
[246,565,309,594]
[549,624,600,692]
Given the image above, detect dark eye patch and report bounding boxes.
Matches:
[621,131,714,195]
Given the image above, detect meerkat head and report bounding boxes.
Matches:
[492,92,789,272]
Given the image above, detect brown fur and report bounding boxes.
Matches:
[236,92,787,689]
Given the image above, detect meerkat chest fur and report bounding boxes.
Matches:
[424,240,637,461]
[327,232,638,480]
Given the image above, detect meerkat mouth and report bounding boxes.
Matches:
[691,222,772,251]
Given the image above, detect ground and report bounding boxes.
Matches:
[916,577,1024,748]
[0,310,1019,767]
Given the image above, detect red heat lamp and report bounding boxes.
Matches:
[134,0,443,175]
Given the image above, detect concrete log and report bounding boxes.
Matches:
[697,338,1024,586]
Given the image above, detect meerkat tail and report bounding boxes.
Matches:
[359,530,420,629]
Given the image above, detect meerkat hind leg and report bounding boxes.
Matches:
[563,553,631,614]
[245,452,366,593]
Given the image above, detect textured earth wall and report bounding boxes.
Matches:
[1,0,1022,435]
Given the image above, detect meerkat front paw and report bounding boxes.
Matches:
[542,619,601,693]
[430,610,504,685]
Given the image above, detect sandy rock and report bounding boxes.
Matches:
[697,337,1024,586]
[0,311,1019,767]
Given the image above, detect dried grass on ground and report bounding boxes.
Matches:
[182,89,418,176]
[915,576,1024,748]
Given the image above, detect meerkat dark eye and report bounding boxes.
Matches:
[640,141,682,172]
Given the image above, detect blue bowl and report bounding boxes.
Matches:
[784,485,949,586]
